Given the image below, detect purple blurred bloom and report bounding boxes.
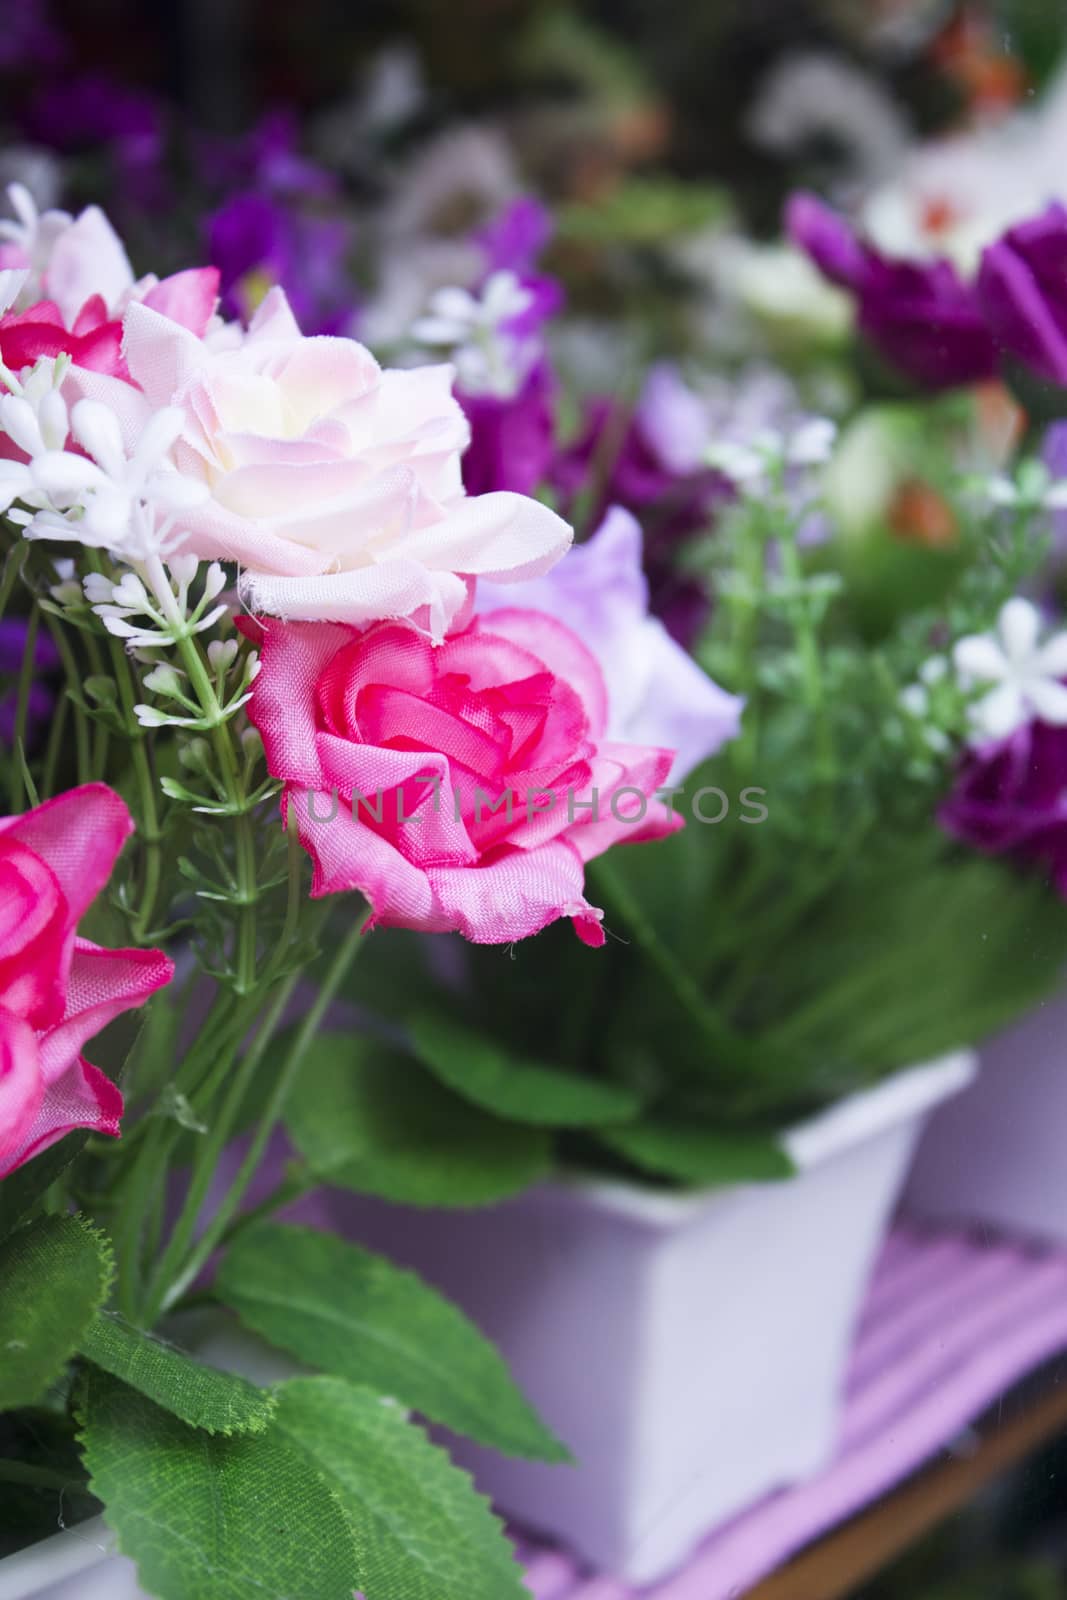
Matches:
[459,359,556,496]
[0,0,65,71]
[476,506,743,781]
[207,191,354,334]
[787,191,998,390]
[23,73,160,151]
[977,204,1067,388]
[551,381,725,648]
[198,111,338,203]
[941,718,1067,895]
[0,618,59,750]
[477,197,553,277]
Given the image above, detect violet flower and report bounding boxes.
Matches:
[0,618,59,749]
[976,203,1067,388]
[207,191,354,334]
[787,191,998,390]
[942,717,1067,897]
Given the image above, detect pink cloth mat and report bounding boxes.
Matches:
[514,1223,1067,1598]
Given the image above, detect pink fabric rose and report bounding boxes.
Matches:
[74,287,571,639]
[0,784,173,1178]
[242,610,681,945]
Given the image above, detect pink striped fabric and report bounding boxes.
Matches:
[516,1224,1067,1599]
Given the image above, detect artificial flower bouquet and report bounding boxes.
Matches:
[0,193,708,1600]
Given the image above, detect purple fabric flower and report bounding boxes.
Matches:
[941,718,1067,895]
[476,197,553,277]
[551,391,725,648]
[207,191,354,334]
[787,191,998,390]
[459,359,556,497]
[0,619,59,750]
[976,204,1067,388]
[23,73,160,151]
[476,506,743,782]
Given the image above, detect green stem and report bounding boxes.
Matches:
[102,629,162,941]
[0,1461,85,1492]
[154,905,370,1317]
[43,617,92,785]
[144,556,258,993]
[587,855,752,1067]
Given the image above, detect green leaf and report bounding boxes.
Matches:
[275,1376,529,1600]
[78,1370,358,1600]
[409,1012,644,1126]
[0,1134,90,1240]
[596,1122,795,1187]
[287,1037,551,1207]
[215,1224,568,1462]
[0,1214,113,1409]
[79,1312,276,1436]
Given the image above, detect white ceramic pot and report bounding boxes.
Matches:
[905,989,1067,1243]
[324,1051,976,1585]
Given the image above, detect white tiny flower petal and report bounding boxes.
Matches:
[900,684,929,716]
[410,315,469,345]
[31,449,108,501]
[969,682,1027,742]
[1028,678,1067,726]
[38,388,69,451]
[169,554,198,588]
[83,572,114,604]
[1043,481,1067,509]
[919,654,948,686]
[71,400,126,479]
[0,267,28,318]
[999,596,1042,661]
[203,562,226,601]
[143,470,209,512]
[985,475,1018,506]
[787,417,836,466]
[0,461,33,511]
[0,395,44,457]
[132,406,185,470]
[1036,633,1067,678]
[953,633,1008,684]
[427,285,478,324]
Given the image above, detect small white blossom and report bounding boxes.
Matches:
[978,460,1067,512]
[411,270,536,398]
[0,184,73,304]
[707,416,836,493]
[954,597,1067,744]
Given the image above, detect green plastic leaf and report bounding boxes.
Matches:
[409,1013,644,1126]
[275,1376,529,1600]
[287,1037,551,1206]
[597,1122,795,1187]
[0,1134,90,1241]
[78,1370,358,1600]
[0,1214,113,1409]
[80,1312,276,1436]
[216,1224,568,1462]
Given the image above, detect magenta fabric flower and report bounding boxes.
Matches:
[786,192,998,389]
[0,784,174,1178]
[242,611,681,947]
[976,204,1067,388]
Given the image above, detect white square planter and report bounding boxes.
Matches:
[905,988,1067,1243]
[0,1054,972,1597]
[323,1051,975,1585]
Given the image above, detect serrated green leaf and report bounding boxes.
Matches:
[78,1370,358,1600]
[79,1312,276,1436]
[596,1122,795,1187]
[0,1214,113,1409]
[287,1037,551,1207]
[216,1224,568,1462]
[275,1376,529,1600]
[409,1012,643,1126]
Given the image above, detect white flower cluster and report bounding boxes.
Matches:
[706,417,837,495]
[902,598,1067,753]
[411,269,538,397]
[0,360,207,564]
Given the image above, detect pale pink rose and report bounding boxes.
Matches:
[241,609,681,945]
[0,784,173,1178]
[77,288,571,639]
